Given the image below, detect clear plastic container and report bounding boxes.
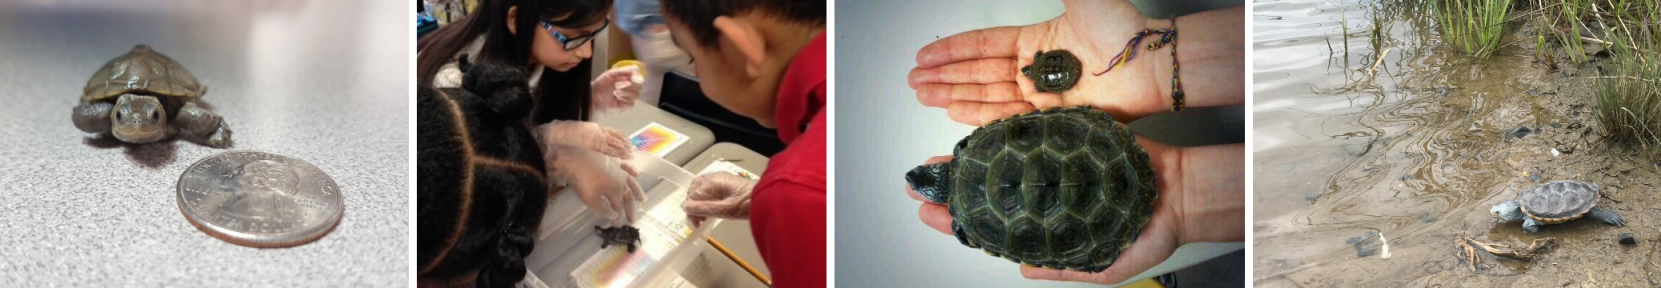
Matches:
[520,151,721,288]
[569,152,718,288]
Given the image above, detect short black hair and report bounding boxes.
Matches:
[418,61,550,288]
[660,0,825,48]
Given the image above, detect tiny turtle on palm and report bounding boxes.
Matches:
[1022,50,1083,93]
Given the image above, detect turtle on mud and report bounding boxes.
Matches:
[596,225,641,252]
[906,106,1158,272]
[71,45,232,147]
[1022,50,1083,93]
[1490,180,1625,233]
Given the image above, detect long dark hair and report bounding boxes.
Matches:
[417,61,549,287]
[418,0,613,123]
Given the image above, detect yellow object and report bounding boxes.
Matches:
[610,60,647,81]
[705,235,771,287]
[1122,277,1168,288]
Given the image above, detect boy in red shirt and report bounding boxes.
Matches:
[658,1,826,287]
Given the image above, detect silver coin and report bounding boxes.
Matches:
[176,151,343,248]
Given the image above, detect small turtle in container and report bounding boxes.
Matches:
[596,225,642,252]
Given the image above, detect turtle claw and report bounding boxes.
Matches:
[1589,207,1625,227]
[203,125,233,148]
[1522,218,1543,233]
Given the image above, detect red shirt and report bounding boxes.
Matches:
[749,32,826,288]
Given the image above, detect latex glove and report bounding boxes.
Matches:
[683,172,757,226]
[591,66,642,111]
[544,144,647,226]
[534,120,632,160]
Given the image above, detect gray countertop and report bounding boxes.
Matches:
[0,1,407,286]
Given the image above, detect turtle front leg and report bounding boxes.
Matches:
[1522,218,1543,233]
[174,101,233,148]
[1588,207,1626,226]
[72,102,113,133]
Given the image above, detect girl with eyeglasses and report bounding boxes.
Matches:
[417,1,649,287]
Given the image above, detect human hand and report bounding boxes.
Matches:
[534,120,633,160]
[592,66,642,111]
[544,144,647,226]
[683,172,758,226]
[909,0,1243,125]
[905,139,1244,285]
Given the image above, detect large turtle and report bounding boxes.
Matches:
[71,45,232,147]
[1491,180,1625,233]
[906,106,1157,272]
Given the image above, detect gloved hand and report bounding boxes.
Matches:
[683,172,757,226]
[591,66,642,111]
[543,144,647,226]
[534,120,632,160]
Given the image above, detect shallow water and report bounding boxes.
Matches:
[1253,0,1661,286]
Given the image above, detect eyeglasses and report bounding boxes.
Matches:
[540,19,608,50]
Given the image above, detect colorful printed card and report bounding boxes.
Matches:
[630,123,690,158]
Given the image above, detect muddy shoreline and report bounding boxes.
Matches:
[1253,0,1661,286]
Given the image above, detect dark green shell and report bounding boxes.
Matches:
[1022,50,1083,93]
[947,106,1156,272]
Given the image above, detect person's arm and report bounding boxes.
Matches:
[1139,5,1246,113]
[1172,144,1244,244]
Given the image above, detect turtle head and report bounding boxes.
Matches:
[1491,200,1525,222]
[906,162,952,204]
[111,94,168,143]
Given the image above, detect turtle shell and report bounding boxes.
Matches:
[82,45,205,102]
[946,106,1157,272]
[1022,50,1083,93]
[1518,180,1600,223]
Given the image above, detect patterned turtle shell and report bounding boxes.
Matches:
[1022,50,1083,93]
[1519,180,1600,223]
[910,106,1157,272]
[82,45,205,102]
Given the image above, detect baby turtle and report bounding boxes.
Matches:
[71,45,232,147]
[596,225,642,252]
[906,106,1157,272]
[1022,50,1083,93]
[1491,180,1625,233]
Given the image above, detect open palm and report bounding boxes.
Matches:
[905,0,1246,284]
[908,0,1171,126]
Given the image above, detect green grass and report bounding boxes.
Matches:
[1595,54,1661,152]
[1555,0,1589,64]
[1434,0,1513,59]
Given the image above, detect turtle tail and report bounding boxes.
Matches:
[906,162,952,204]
